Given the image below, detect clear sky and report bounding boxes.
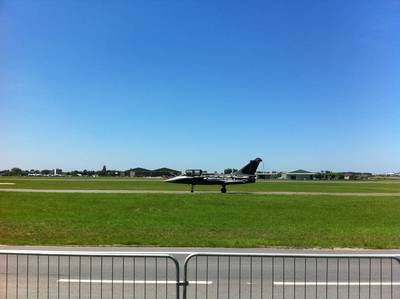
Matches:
[1,0,399,173]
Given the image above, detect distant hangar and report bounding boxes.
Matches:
[281,169,316,180]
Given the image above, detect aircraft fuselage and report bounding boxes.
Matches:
[164,158,262,193]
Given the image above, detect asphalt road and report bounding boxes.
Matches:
[2,188,400,196]
[1,247,400,298]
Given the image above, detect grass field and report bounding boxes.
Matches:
[1,191,400,248]
[1,177,400,193]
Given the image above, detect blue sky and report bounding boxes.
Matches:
[1,0,399,173]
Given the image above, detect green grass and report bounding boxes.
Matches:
[1,177,400,193]
[1,191,400,248]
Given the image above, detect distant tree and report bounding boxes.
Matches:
[331,172,344,180]
[70,170,80,176]
[41,169,52,175]
[0,169,11,176]
[99,165,107,176]
[10,167,23,176]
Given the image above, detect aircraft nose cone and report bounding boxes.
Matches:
[164,177,178,183]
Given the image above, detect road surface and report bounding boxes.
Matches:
[1,188,400,196]
[1,247,400,298]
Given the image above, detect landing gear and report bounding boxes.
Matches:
[221,186,227,193]
[191,184,194,193]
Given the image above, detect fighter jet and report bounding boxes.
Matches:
[164,158,262,193]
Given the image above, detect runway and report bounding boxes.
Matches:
[1,247,400,298]
[1,188,400,196]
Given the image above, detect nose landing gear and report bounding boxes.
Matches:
[221,186,227,193]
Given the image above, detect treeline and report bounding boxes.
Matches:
[315,171,373,180]
[255,170,374,180]
[0,165,181,177]
[0,167,109,177]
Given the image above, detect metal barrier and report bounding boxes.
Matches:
[0,250,180,299]
[183,253,400,299]
[2,250,400,299]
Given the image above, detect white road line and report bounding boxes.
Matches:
[274,282,400,286]
[58,279,212,285]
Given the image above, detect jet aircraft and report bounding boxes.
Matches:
[164,158,262,193]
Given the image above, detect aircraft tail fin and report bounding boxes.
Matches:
[235,158,262,176]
